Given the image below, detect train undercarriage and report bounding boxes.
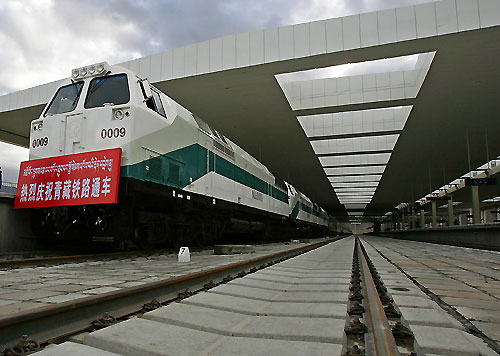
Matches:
[31,178,327,250]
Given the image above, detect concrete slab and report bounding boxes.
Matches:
[143,303,248,335]
[0,299,17,307]
[454,306,500,323]
[286,283,349,292]
[471,321,500,342]
[44,284,91,293]
[399,307,460,328]
[77,280,124,286]
[273,291,348,303]
[114,281,148,288]
[415,278,462,286]
[383,279,416,288]
[0,290,62,301]
[33,342,121,355]
[40,293,89,304]
[431,289,496,301]
[441,297,500,310]
[229,278,291,291]
[262,302,346,318]
[234,316,345,343]
[209,336,342,356]
[0,287,24,295]
[7,283,62,290]
[243,275,300,284]
[386,286,425,296]
[392,295,436,308]
[82,287,122,295]
[422,283,477,292]
[0,301,49,317]
[294,277,350,285]
[207,285,281,301]
[182,292,268,315]
[85,317,222,356]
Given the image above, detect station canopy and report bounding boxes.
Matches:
[1,1,500,219]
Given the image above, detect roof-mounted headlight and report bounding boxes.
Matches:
[97,63,105,74]
[71,61,109,80]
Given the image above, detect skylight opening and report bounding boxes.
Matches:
[311,135,399,155]
[298,106,412,138]
[276,52,435,111]
[329,175,382,183]
[324,165,386,176]
[320,153,391,167]
[276,54,420,84]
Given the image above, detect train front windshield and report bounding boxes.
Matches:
[84,74,130,108]
[44,82,84,116]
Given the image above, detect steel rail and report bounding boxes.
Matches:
[357,240,400,356]
[0,238,335,352]
[0,249,177,269]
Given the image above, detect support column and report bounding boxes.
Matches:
[420,209,425,228]
[472,186,481,224]
[411,208,416,230]
[448,195,454,226]
[402,212,406,230]
[431,201,438,228]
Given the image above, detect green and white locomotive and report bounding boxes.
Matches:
[25,62,328,248]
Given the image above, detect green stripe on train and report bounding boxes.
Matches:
[121,144,289,204]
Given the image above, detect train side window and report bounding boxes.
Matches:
[210,128,221,140]
[219,134,229,145]
[151,89,166,118]
[193,115,211,135]
[138,81,156,112]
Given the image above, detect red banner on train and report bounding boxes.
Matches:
[15,148,121,209]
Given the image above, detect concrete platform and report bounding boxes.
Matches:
[32,342,121,356]
[362,236,500,355]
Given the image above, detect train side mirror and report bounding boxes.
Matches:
[139,79,153,101]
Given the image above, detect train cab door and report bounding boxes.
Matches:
[64,113,87,154]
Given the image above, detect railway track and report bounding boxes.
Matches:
[345,238,418,355]
[0,239,333,354]
[2,236,497,355]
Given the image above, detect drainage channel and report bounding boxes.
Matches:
[344,238,418,356]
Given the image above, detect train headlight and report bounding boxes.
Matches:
[97,63,105,74]
[32,121,43,131]
[113,109,124,120]
[71,62,109,80]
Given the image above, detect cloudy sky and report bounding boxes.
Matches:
[0,0,433,183]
